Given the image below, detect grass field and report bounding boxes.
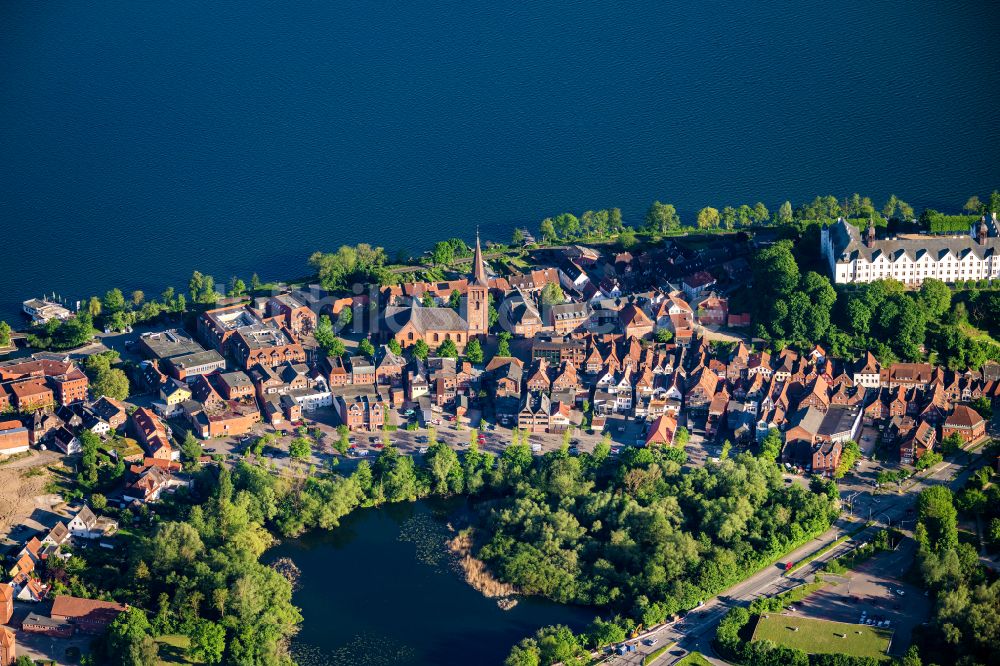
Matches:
[676,652,713,665]
[155,634,198,665]
[752,614,891,659]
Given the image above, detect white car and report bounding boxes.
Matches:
[895,589,905,596]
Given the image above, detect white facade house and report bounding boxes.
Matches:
[290,385,333,411]
[821,216,1000,286]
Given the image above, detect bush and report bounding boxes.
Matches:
[925,213,977,235]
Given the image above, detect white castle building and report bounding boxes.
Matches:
[820,214,1000,285]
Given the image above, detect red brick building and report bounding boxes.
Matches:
[942,405,986,444]
[266,293,317,337]
[50,594,126,634]
[336,394,384,431]
[131,408,173,460]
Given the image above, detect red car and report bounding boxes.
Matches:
[373,443,385,449]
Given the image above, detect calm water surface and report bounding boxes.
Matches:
[1,1,999,320]
[266,500,592,666]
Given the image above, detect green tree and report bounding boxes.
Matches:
[758,429,783,463]
[618,227,637,249]
[964,195,983,214]
[969,396,992,420]
[696,206,721,229]
[918,485,958,550]
[643,201,680,233]
[438,338,459,358]
[229,276,246,298]
[448,289,462,310]
[91,493,107,511]
[413,339,429,360]
[496,331,512,357]
[424,441,460,494]
[834,440,861,478]
[737,204,754,227]
[506,625,588,666]
[754,240,800,296]
[721,206,737,229]
[187,619,226,664]
[130,290,145,307]
[541,282,565,305]
[387,338,402,355]
[916,450,943,471]
[107,607,158,666]
[654,328,673,343]
[309,244,391,290]
[103,288,126,314]
[753,201,770,224]
[432,240,455,266]
[0,321,11,347]
[251,273,262,291]
[289,437,311,461]
[587,617,626,648]
[512,228,525,245]
[918,278,951,318]
[92,367,130,401]
[180,432,202,471]
[358,338,375,360]
[465,337,484,364]
[337,305,353,330]
[88,295,102,318]
[540,217,557,242]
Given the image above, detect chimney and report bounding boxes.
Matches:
[978,216,988,245]
[866,220,875,246]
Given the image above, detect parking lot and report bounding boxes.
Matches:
[194,400,657,475]
[790,539,929,656]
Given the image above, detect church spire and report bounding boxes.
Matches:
[472,229,488,285]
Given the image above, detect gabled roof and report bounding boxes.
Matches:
[946,404,984,428]
[385,305,468,333]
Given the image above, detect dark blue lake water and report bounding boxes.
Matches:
[266,500,592,666]
[1,1,999,321]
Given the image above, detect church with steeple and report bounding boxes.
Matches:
[384,233,491,352]
[465,231,490,337]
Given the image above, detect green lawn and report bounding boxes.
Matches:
[752,614,891,659]
[155,634,198,665]
[676,652,713,665]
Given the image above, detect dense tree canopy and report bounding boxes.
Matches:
[309,243,393,291]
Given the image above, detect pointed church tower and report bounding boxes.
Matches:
[466,231,490,337]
